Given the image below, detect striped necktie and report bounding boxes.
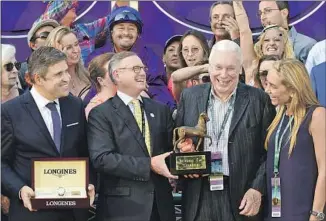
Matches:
[46,102,61,152]
[131,99,151,155]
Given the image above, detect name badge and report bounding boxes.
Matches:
[271,177,281,217]
[209,152,223,191]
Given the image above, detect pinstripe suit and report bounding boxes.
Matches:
[176,83,275,221]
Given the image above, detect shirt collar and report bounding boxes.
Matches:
[117,90,143,106]
[210,86,237,103]
[288,26,297,41]
[30,87,59,109]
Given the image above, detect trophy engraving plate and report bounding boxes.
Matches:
[31,158,89,209]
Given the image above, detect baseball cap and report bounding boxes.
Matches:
[164,35,182,54]
[27,19,60,45]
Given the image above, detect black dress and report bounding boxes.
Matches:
[265,106,318,221]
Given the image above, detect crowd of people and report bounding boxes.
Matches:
[1,1,325,221]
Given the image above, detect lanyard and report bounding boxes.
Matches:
[210,94,236,144]
[273,113,294,176]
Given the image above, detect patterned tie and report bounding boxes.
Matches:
[46,102,61,152]
[131,99,151,155]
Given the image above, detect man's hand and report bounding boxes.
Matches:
[87,184,95,206]
[1,195,10,214]
[177,138,200,179]
[151,152,178,179]
[20,186,37,212]
[177,138,195,153]
[239,188,262,216]
[222,17,240,40]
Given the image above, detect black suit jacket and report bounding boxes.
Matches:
[176,83,276,221]
[87,95,175,221]
[1,91,90,221]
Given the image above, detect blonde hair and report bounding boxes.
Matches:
[265,59,319,156]
[44,26,90,86]
[254,25,295,60]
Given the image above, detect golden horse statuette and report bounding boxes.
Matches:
[170,113,212,175]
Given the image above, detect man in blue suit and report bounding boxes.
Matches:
[1,47,95,221]
[310,62,326,106]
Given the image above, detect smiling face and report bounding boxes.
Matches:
[181,35,205,67]
[111,23,138,52]
[60,32,81,66]
[262,28,285,57]
[259,60,276,90]
[265,67,291,106]
[35,60,71,100]
[209,51,240,99]
[210,3,234,39]
[113,55,147,97]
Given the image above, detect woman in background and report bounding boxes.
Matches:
[85,53,116,118]
[265,59,325,221]
[254,55,280,89]
[45,26,91,100]
[170,30,210,102]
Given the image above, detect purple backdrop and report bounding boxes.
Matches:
[1,1,325,62]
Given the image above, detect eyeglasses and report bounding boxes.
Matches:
[113,11,138,23]
[182,47,200,56]
[4,62,21,72]
[257,8,280,17]
[31,31,50,42]
[117,65,148,74]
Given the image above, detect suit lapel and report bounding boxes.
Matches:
[112,95,149,156]
[197,84,211,114]
[22,91,59,154]
[229,84,249,138]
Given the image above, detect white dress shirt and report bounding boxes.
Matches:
[30,87,61,139]
[305,39,326,75]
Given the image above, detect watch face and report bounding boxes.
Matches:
[57,187,66,197]
[317,212,325,220]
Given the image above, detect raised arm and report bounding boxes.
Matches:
[233,1,257,82]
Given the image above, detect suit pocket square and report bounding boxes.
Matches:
[66,122,79,127]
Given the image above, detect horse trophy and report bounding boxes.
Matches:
[170,113,213,175]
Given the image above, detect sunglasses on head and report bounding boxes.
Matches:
[31,31,50,42]
[113,11,138,22]
[4,62,21,72]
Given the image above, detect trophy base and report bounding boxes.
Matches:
[170,151,211,175]
[31,197,89,209]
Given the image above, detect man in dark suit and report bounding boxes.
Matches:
[176,40,275,221]
[1,47,95,221]
[310,62,326,107]
[87,51,176,221]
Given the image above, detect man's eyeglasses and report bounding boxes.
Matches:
[117,66,148,74]
[31,31,50,42]
[257,8,280,18]
[4,62,21,72]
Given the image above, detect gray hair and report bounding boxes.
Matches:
[2,44,16,64]
[209,1,234,21]
[28,46,67,83]
[209,40,243,65]
[108,51,138,84]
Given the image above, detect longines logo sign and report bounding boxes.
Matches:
[44,169,77,178]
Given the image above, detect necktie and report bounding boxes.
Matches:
[131,99,151,155]
[46,102,61,152]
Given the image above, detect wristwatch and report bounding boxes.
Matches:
[311,210,325,220]
[57,187,66,197]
